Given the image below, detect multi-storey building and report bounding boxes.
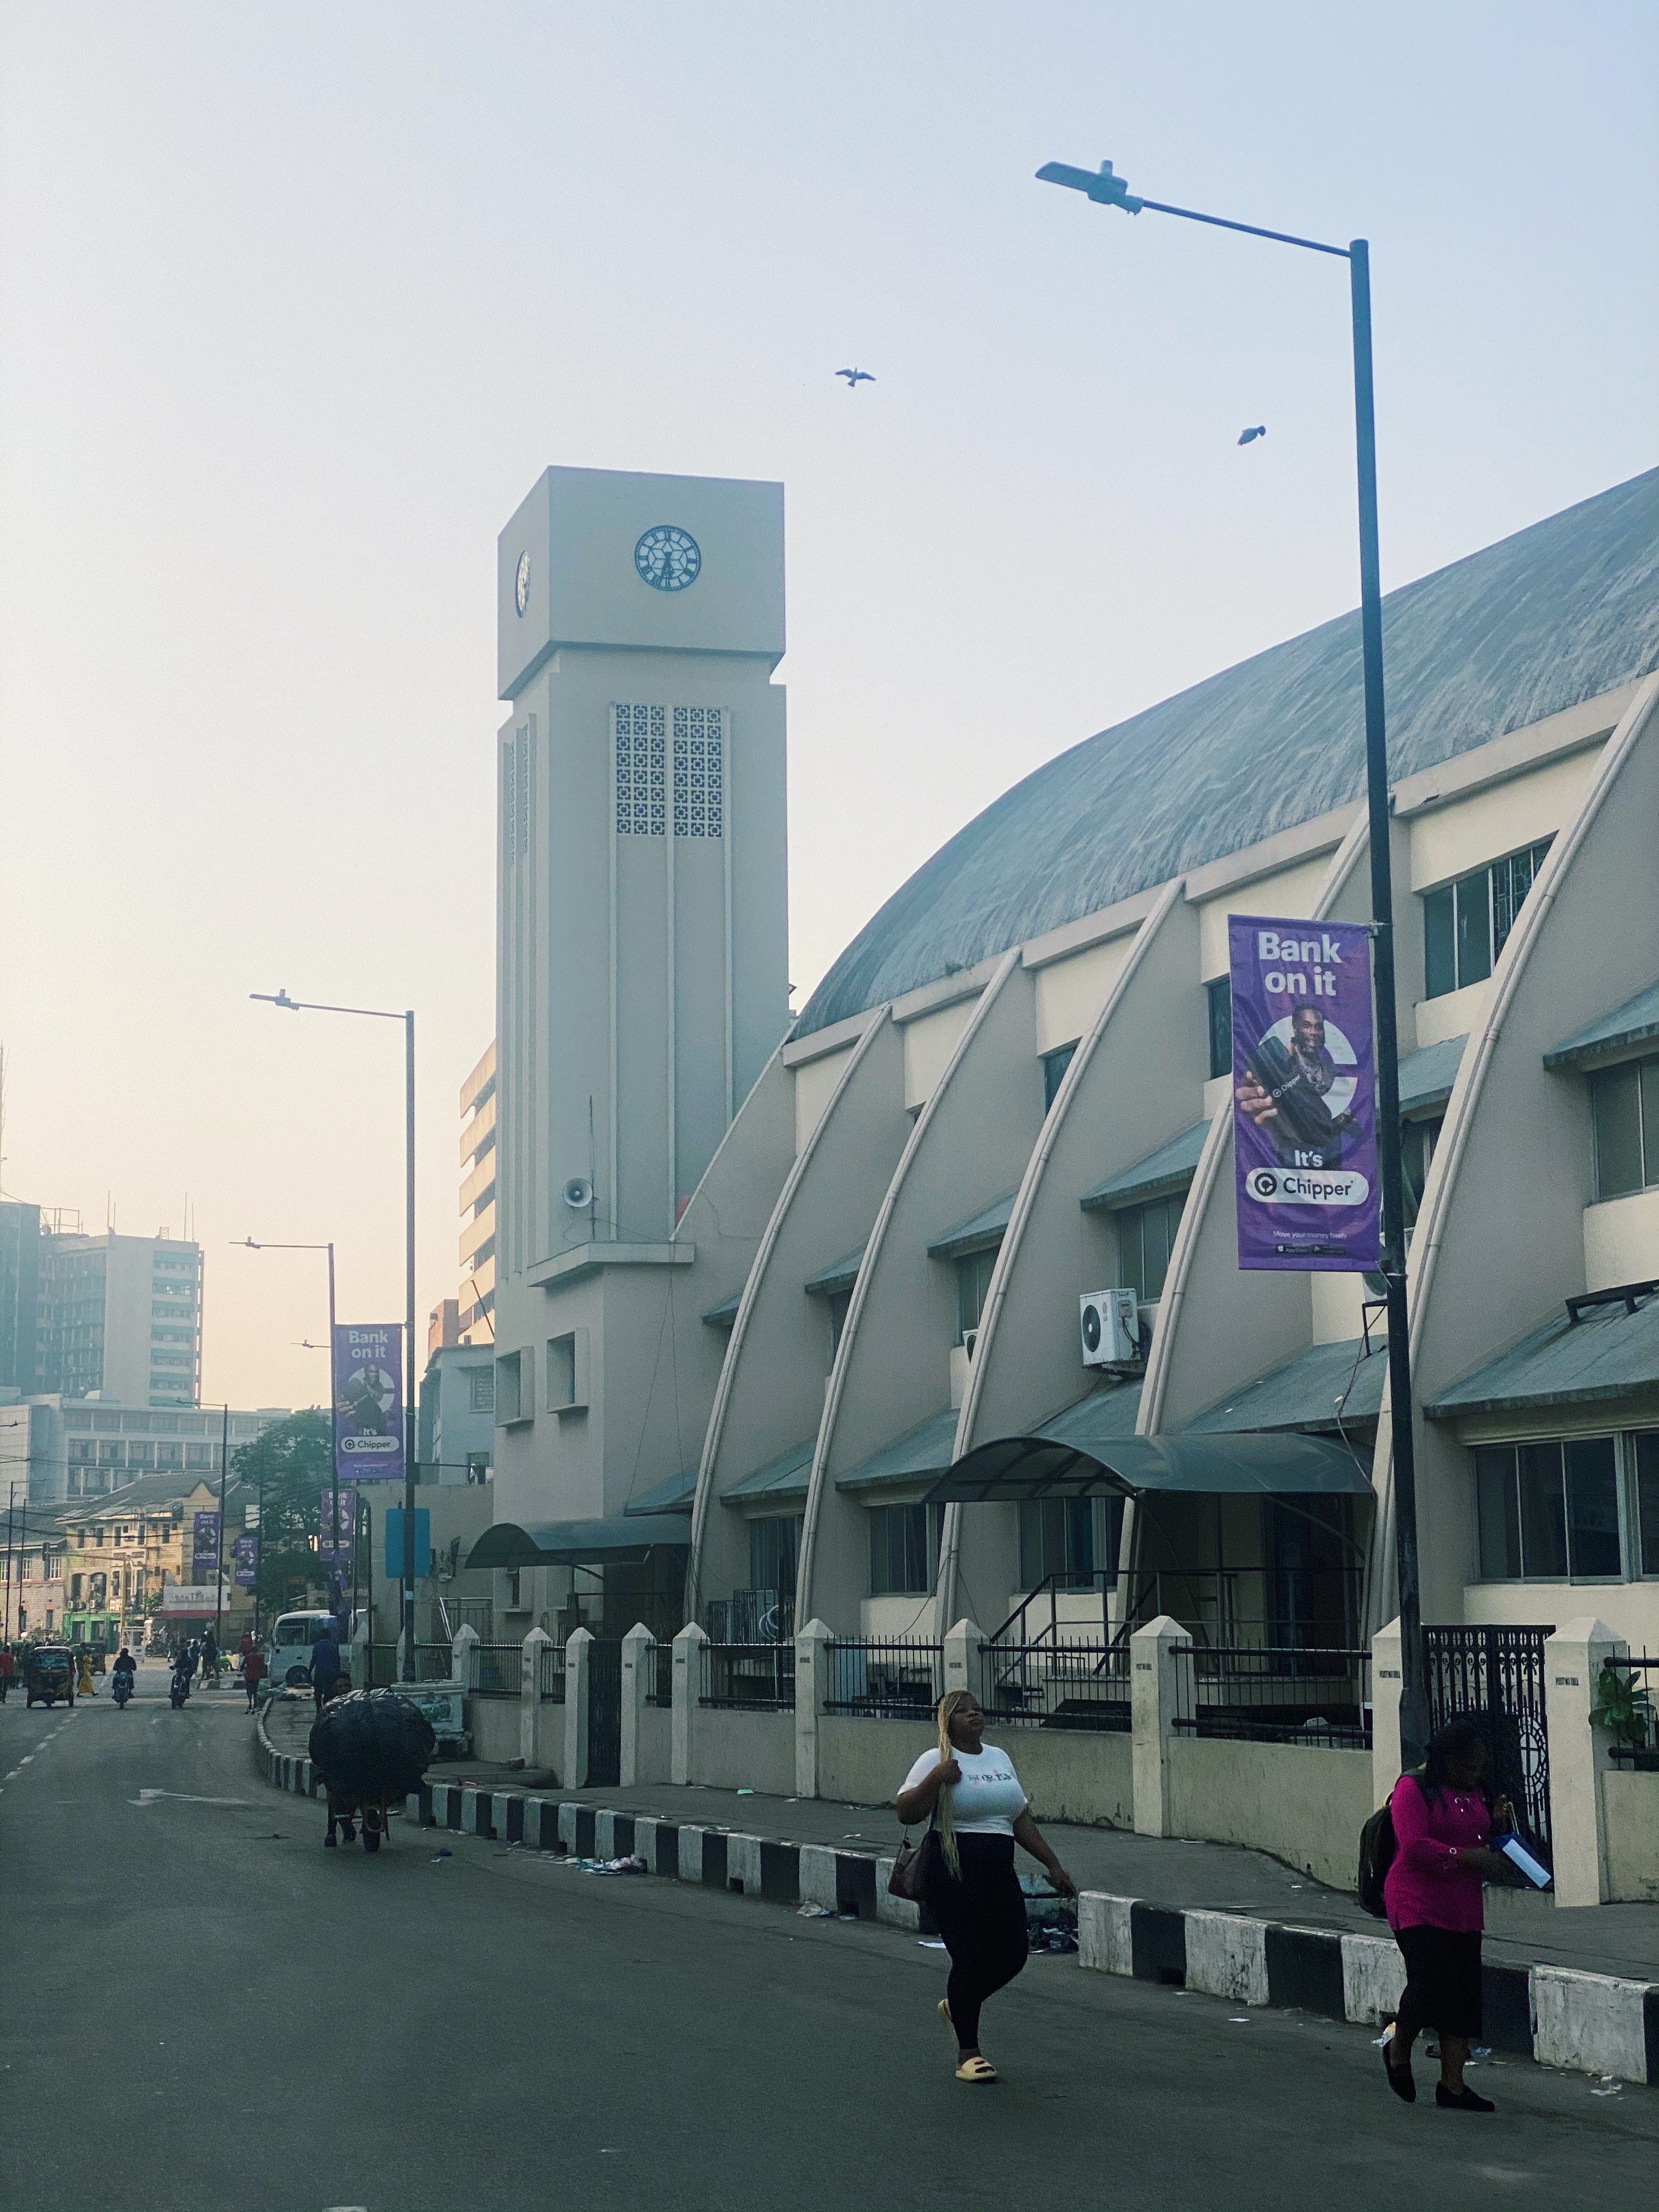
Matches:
[33,1230,204,1407]
[0,1201,42,1391]
[3,1398,285,1506]
[458,1042,496,1343]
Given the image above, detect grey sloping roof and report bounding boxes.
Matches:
[799,470,1659,1036]
[1184,1339,1386,1435]
[836,1408,960,1493]
[623,1465,698,1516]
[1544,979,1659,1069]
[1425,1291,1659,1418]
[803,1246,865,1298]
[722,1436,817,1505]
[701,1291,742,1329]
[1037,1379,1146,1443]
[1398,1035,1468,1116]
[928,1194,1017,1259]
[1081,1124,1210,1211]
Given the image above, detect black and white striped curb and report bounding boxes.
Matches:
[253,1723,1657,2089]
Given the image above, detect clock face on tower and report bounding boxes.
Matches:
[634,525,701,592]
[514,549,531,617]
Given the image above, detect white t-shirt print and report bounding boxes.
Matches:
[901,1743,1028,1835]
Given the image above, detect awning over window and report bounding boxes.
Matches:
[1396,1033,1468,1116]
[927,1424,1371,1505]
[466,1516,691,1570]
[803,1247,865,1299]
[836,1407,960,1494]
[1425,1286,1659,1419]
[1186,1338,1386,1434]
[927,1194,1017,1260]
[623,1465,699,1517]
[701,1291,742,1330]
[1080,1122,1209,1212]
[721,1436,816,1506]
[1544,978,1659,1070]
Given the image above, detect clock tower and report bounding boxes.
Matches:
[489,466,789,1532]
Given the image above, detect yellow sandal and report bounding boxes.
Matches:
[955,2056,998,2084]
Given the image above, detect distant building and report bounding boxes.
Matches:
[2,1397,286,1506]
[0,1201,42,1391]
[458,1042,496,1343]
[31,1229,204,1406]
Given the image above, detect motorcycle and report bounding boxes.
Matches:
[112,1671,134,1709]
[169,1666,191,1709]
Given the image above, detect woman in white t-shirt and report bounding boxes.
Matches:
[896,1689,1076,2083]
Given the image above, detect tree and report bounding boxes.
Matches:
[231,1409,332,1620]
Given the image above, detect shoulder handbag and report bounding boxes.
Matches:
[887,1819,937,1902]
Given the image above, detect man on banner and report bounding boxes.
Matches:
[1235,1002,1359,1169]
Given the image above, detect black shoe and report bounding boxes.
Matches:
[1436,2084,1494,2112]
[1383,2035,1415,2102]
[324,1830,337,1847]
[341,1820,356,1844]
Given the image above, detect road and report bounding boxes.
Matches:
[3,1661,1655,2212]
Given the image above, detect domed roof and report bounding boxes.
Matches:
[798,468,1659,1037]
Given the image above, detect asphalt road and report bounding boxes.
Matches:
[3,1662,1655,2212]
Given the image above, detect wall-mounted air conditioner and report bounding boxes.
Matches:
[1079,1288,1139,1369]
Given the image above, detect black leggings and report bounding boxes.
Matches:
[924,1833,1028,2052]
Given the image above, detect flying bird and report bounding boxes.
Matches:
[1238,425,1267,445]
[836,368,875,390]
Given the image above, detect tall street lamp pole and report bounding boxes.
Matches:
[1037,157,1430,1765]
[253,989,418,1681]
[238,1240,340,1618]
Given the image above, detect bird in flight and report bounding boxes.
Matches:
[836,367,875,391]
[1238,425,1267,445]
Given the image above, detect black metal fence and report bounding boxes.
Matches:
[1424,1623,1553,1860]
[981,1639,1131,1732]
[470,1641,522,1699]
[1171,1643,1372,1747]
[823,1638,941,1718]
[703,1589,794,1645]
[413,1642,454,1683]
[538,1642,566,1703]
[698,1640,795,1710]
[645,1640,674,1708]
[1604,1654,1658,1770]
[362,1642,403,1688]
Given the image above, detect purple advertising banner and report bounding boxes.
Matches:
[1229,915,1381,1273]
[332,1323,404,1484]
[318,1488,355,1573]
[191,1510,221,1581]
[233,1532,259,1589]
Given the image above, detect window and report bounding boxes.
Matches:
[828,1288,853,1361]
[748,1514,801,1596]
[1476,1436,1623,1579]
[1636,1432,1659,1576]
[1422,839,1552,1000]
[1206,979,1232,1080]
[467,1365,495,1414]
[1018,1496,1122,1590]
[1590,1056,1659,1200]
[545,1330,587,1411]
[1042,1042,1077,1112]
[954,1248,999,1344]
[495,1351,523,1425]
[1400,1115,1444,1229]
[1115,1192,1186,1304]
[868,1503,941,1596]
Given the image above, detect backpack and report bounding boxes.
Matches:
[1357,1800,1396,1917]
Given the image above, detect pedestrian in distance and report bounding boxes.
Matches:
[242,1643,266,1713]
[0,1645,14,1702]
[309,1624,342,1718]
[895,1689,1076,2084]
[1381,1717,1515,2112]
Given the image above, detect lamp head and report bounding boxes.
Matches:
[1036,157,1143,215]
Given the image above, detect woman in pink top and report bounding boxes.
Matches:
[1381,1718,1515,2112]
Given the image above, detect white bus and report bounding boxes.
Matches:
[267,1610,363,1688]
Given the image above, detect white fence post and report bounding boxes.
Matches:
[1131,1614,1192,1838]
[672,1622,706,1786]
[1544,1616,1626,1908]
[450,1621,479,1690]
[521,1628,550,1768]
[620,1622,653,1787]
[563,1627,593,1791]
[942,1618,986,1709]
[794,1617,833,1799]
[1370,1617,1403,1808]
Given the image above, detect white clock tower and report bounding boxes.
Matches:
[489,466,789,1536]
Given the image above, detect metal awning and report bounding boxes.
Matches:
[1425,1286,1659,1419]
[466,1516,691,1570]
[721,1436,816,1506]
[701,1291,742,1330]
[803,1246,864,1299]
[928,1427,1372,1505]
[928,1193,1017,1260]
[1080,1122,1209,1212]
[836,1407,960,1494]
[1544,978,1659,1070]
[1396,1033,1468,1116]
[622,1466,698,1517]
[1186,1338,1386,1434]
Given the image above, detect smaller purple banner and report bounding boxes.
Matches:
[1230,915,1381,1273]
[233,1532,259,1589]
[191,1510,221,1582]
[318,1488,356,1574]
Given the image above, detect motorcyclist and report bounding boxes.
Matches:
[112,1647,137,1704]
[199,1627,219,1685]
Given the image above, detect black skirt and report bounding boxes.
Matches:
[1394,1923,1483,2039]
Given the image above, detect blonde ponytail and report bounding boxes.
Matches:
[934,1688,975,1878]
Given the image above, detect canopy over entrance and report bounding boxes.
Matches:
[927,1428,1371,1505]
[466,1516,691,1570]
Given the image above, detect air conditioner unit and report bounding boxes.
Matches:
[1080,1288,1139,1368]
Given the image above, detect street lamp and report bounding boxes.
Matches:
[237,1239,341,1626]
[252,988,417,1681]
[1037,155,1429,1764]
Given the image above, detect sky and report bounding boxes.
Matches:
[1,1,1654,1412]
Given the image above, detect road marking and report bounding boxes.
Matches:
[128,1788,250,1808]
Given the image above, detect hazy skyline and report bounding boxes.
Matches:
[2,2,1654,1412]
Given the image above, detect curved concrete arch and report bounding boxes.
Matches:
[797,951,1043,1632]
[935,879,1196,1628]
[1369,673,1659,1623]
[684,1008,909,1624]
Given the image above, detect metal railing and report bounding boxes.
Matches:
[538,1642,566,1703]
[986,1567,1365,1658]
[469,1640,522,1699]
[413,1641,455,1682]
[823,1638,942,1718]
[435,1596,493,1642]
[699,1640,795,1710]
[1171,1642,1372,1748]
[646,1640,673,1708]
[363,1641,403,1688]
[981,1638,1131,1732]
[703,1589,795,1645]
[1604,1654,1657,1769]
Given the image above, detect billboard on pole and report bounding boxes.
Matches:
[191,1510,221,1581]
[1229,915,1381,1273]
[318,1488,355,1573]
[332,1324,404,1483]
[233,1532,259,1589]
